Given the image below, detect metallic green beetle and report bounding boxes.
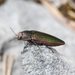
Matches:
[18,30,65,46]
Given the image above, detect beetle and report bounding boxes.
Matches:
[18,30,65,46]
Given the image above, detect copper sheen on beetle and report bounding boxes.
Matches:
[18,30,65,46]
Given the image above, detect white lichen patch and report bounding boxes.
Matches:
[22,45,75,75]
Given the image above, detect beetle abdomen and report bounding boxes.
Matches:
[32,30,65,46]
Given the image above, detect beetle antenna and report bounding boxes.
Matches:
[9,37,17,42]
[10,27,18,36]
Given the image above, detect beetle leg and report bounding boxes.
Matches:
[21,41,30,54]
[46,46,57,53]
[31,40,42,51]
[24,41,30,49]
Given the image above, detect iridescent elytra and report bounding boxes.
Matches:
[18,30,65,46]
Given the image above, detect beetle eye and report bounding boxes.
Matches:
[18,32,23,40]
[18,36,22,40]
[19,36,22,40]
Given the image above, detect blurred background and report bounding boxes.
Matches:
[0,0,75,75]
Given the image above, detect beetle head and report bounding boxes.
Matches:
[18,32,23,40]
[18,32,30,40]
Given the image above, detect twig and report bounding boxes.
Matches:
[37,0,75,31]
[68,10,75,19]
[68,0,75,9]
[7,55,14,75]
[3,53,8,75]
